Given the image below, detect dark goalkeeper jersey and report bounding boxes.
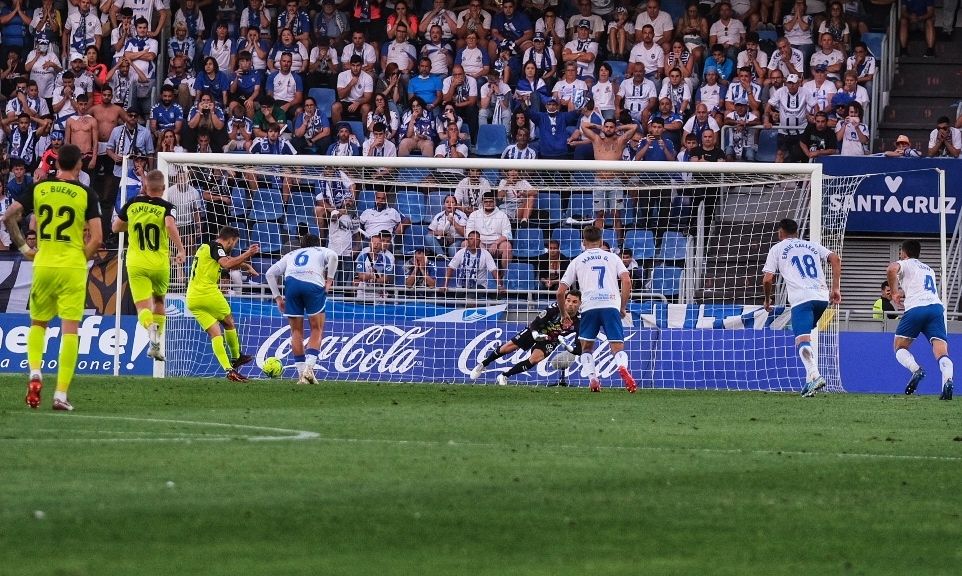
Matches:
[529,303,580,342]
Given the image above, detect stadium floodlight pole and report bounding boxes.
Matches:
[113,154,130,377]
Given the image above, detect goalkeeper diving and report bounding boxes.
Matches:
[469,290,583,386]
[265,234,338,384]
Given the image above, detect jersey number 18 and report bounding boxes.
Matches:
[790,254,819,279]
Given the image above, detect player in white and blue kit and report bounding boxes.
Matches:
[558,226,636,392]
[887,240,954,400]
[266,234,339,384]
[762,219,842,397]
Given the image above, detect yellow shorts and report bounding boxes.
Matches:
[128,265,170,303]
[187,290,232,331]
[30,266,88,322]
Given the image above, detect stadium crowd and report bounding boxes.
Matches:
[0,0,960,291]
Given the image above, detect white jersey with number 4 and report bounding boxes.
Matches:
[896,258,942,311]
[270,247,339,289]
[763,238,832,305]
[561,248,628,312]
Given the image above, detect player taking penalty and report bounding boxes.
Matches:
[469,290,583,387]
[265,234,338,384]
[112,170,187,361]
[558,226,636,392]
[2,144,102,411]
[187,226,260,381]
[887,240,954,400]
[762,218,842,397]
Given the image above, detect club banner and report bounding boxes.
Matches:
[819,156,961,235]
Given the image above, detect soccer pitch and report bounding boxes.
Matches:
[1,376,959,575]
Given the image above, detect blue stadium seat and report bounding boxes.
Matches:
[427,191,449,217]
[552,227,583,259]
[229,187,249,218]
[623,229,656,260]
[513,227,546,258]
[344,120,365,139]
[538,192,564,225]
[605,60,628,84]
[662,0,686,19]
[482,168,502,185]
[400,224,435,256]
[757,29,778,44]
[398,167,431,183]
[476,124,508,157]
[756,129,779,163]
[505,262,539,292]
[567,192,594,220]
[307,87,336,114]
[356,189,377,213]
[250,188,285,221]
[601,228,619,253]
[650,265,683,297]
[247,257,275,285]
[861,32,884,58]
[396,190,428,224]
[658,231,688,261]
[570,170,593,188]
[286,190,317,227]
[250,221,285,253]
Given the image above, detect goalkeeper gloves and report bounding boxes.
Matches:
[531,330,548,342]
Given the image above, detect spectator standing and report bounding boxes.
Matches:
[797,110,838,162]
[466,193,512,273]
[442,230,502,292]
[529,97,578,160]
[835,102,869,156]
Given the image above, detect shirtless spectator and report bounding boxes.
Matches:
[580,119,638,240]
[65,93,98,171]
[89,85,127,177]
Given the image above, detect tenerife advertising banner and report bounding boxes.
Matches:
[820,156,960,235]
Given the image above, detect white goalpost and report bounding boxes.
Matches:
[155,152,862,392]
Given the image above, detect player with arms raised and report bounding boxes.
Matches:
[187,226,260,381]
[112,170,187,361]
[266,234,338,384]
[887,239,954,400]
[2,144,102,411]
[762,218,842,397]
[558,226,636,392]
[469,290,583,387]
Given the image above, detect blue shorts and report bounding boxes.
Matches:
[284,277,327,317]
[790,300,828,337]
[579,308,624,343]
[896,303,948,342]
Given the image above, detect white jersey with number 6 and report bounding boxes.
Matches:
[561,248,628,312]
[896,258,942,311]
[271,246,339,289]
[763,238,832,305]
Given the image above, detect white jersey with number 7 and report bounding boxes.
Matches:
[896,258,943,310]
[762,238,832,305]
[561,248,628,312]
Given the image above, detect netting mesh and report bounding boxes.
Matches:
[157,155,861,392]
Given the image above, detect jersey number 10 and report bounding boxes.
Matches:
[132,222,162,251]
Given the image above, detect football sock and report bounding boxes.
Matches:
[305,348,319,370]
[294,354,306,376]
[56,333,79,395]
[137,308,153,329]
[614,350,629,369]
[224,329,240,358]
[938,355,954,384]
[211,335,232,371]
[895,348,920,373]
[504,359,534,377]
[580,352,597,378]
[797,342,819,381]
[482,349,507,367]
[153,314,166,336]
[27,325,45,375]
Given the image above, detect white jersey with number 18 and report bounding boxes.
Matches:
[763,238,832,305]
[561,248,628,312]
[897,258,942,311]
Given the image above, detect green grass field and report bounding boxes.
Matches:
[1,375,960,575]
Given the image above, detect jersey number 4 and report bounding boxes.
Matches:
[924,275,937,294]
[37,205,75,242]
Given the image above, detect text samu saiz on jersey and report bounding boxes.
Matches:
[128,204,166,216]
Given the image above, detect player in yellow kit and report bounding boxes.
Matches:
[112,170,187,361]
[2,144,103,411]
[187,226,260,381]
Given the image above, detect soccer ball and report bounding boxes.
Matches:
[262,357,283,378]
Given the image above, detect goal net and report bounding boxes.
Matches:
[155,153,861,392]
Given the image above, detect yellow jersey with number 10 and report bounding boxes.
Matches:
[19,177,101,269]
[118,195,175,270]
